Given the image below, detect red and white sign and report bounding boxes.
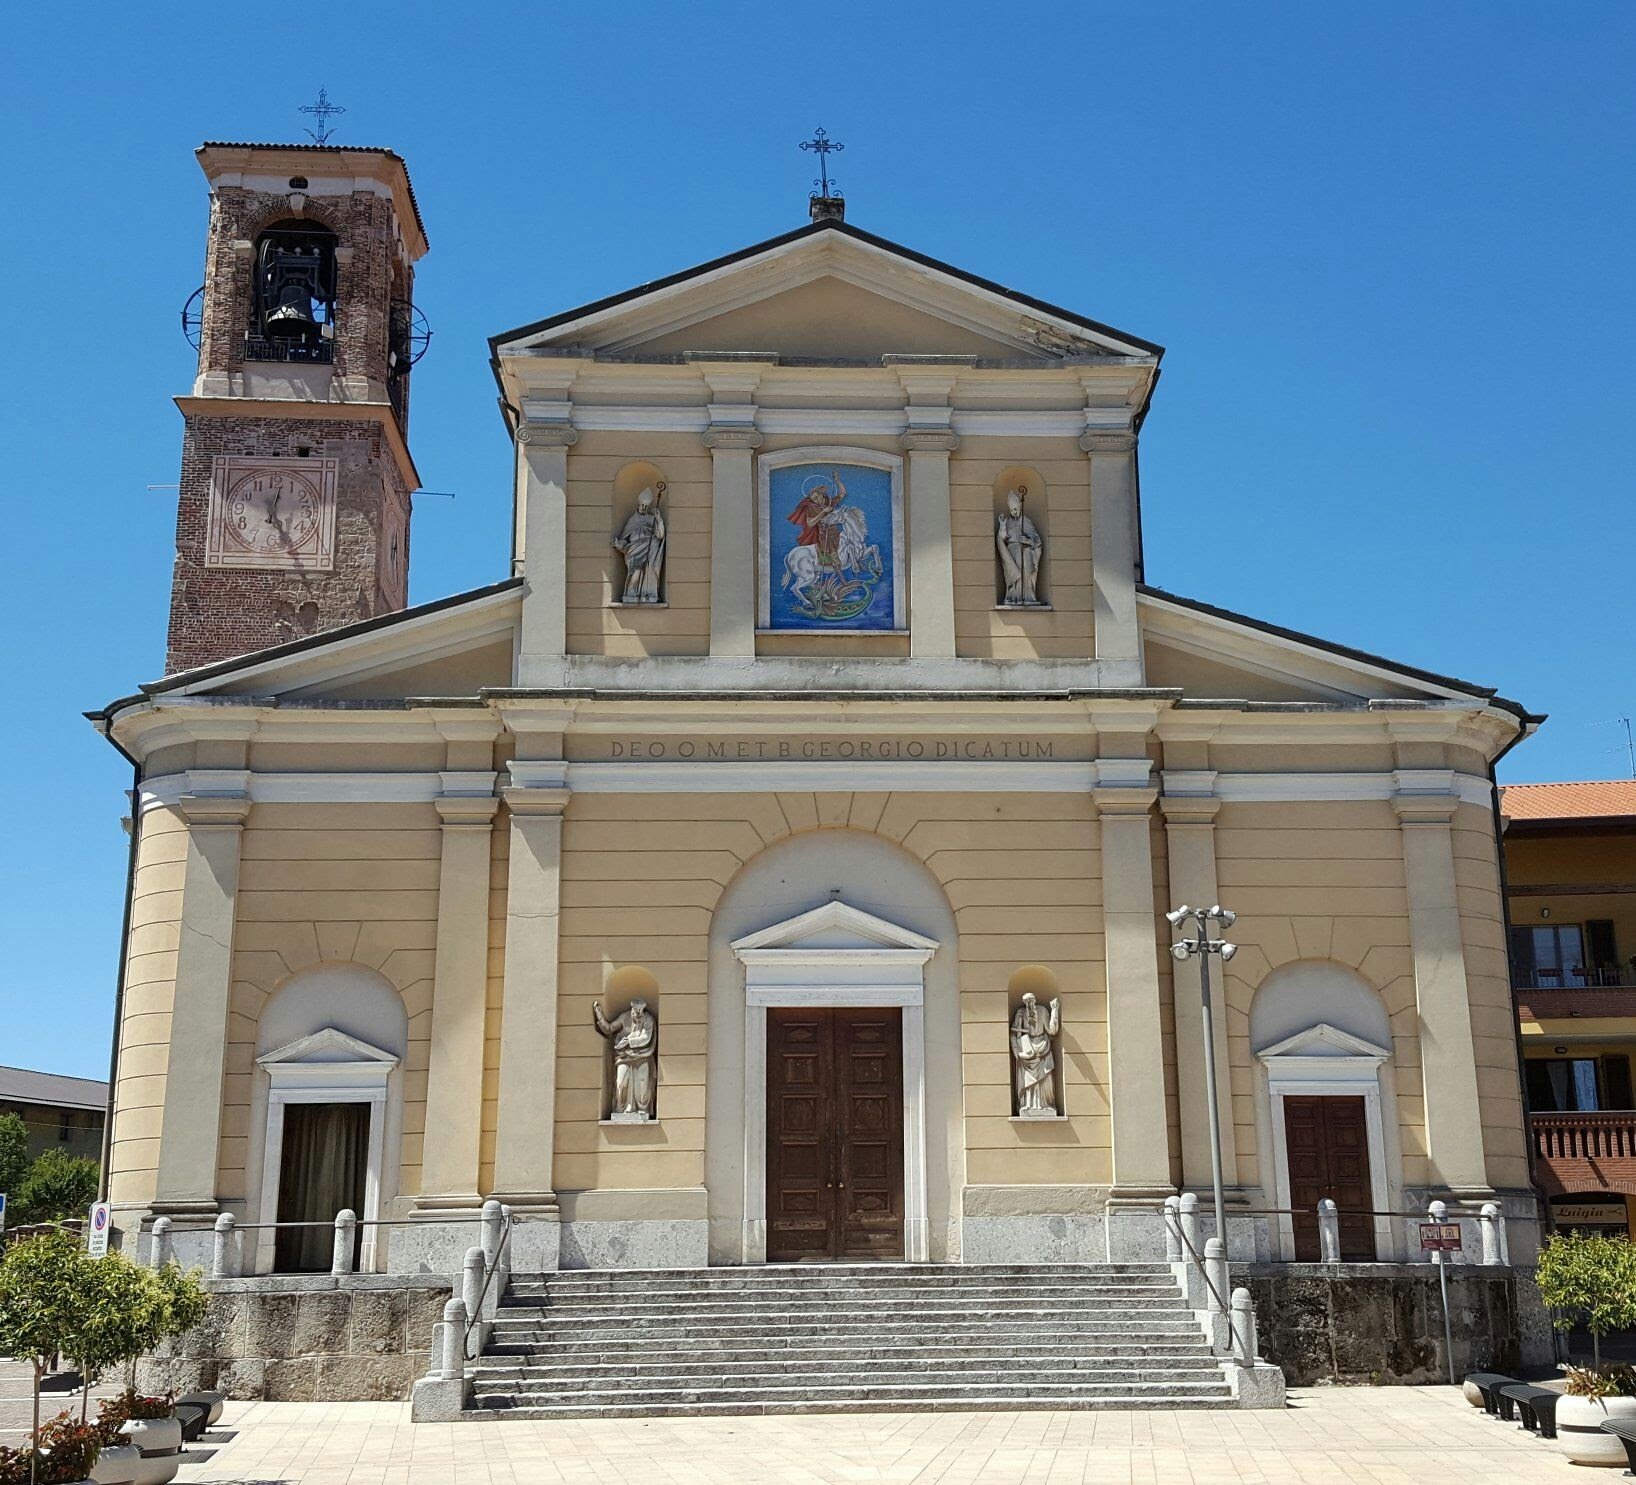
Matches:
[1419,1221,1462,1252]
[87,1201,112,1257]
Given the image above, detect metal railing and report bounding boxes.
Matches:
[1516,966,1636,990]
[1533,1111,1636,1162]
[243,335,334,365]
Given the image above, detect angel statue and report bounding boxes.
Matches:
[592,997,658,1121]
[612,485,667,604]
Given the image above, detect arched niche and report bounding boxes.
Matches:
[250,217,338,352]
[609,460,669,606]
[705,830,963,1265]
[1248,961,1405,1260]
[246,964,408,1274]
[992,466,1048,607]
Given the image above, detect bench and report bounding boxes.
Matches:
[1499,1383,1561,1439]
[174,1403,208,1444]
[1466,1372,1518,1417]
[1601,1417,1636,1473]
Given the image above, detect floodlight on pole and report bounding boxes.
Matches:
[1168,902,1239,1254]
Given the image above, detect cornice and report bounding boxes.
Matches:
[173,395,420,492]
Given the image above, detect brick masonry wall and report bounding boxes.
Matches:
[165,414,410,673]
[138,1275,449,1402]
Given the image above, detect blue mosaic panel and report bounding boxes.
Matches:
[767,463,897,631]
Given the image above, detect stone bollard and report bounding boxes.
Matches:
[150,1216,173,1270]
[332,1209,357,1276]
[1205,1237,1230,1313]
[1480,1202,1508,1265]
[1179,1192,1200,1257]
[1317,1199,1340,1264]
[1230,1286,1258,1364]
[211,1212,236,1279]
[1163,1196,1181,1263]
[439,1298,468,1381]
[462,1245,486,1346]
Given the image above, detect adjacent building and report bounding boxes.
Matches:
[92,139,1542,1278]
[1504,780,1636,1236]
[0,1066,107,1165]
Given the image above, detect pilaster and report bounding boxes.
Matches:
[1080,413,1143,677]
[1393,776,1492,1196]
[491,769,570,1268]
[698,361,768,659]
[896,366,960,659]
[152,791,252,1218]
[1159,781,1239,1191]
[1094,779,1174,1211]
[514,376,578,684]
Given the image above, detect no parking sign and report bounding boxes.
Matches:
[87,1201,111,1257]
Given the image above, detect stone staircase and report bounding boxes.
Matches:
[465,1262,1234,1417]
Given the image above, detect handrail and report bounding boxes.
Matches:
[463,1211,515,1362]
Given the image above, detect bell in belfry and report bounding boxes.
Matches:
[257,237,328,341]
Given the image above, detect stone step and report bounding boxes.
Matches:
[490,1306,1195,1332]
[482,1367,1226,1398]
[467,1379,1233,1415]
[477,1340,1216,1366]
[464,1395,1234,1419]
[473,1357,1227,1387]
[507,1283,1183,1307]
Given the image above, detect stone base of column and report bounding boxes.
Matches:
[1103,1190,1174,1261]
[390,1198,490,1276]
[488,1193,561,1272]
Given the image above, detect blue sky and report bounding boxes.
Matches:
[3,3,1632,1077]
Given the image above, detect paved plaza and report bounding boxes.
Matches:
[146,1387,1590,1484]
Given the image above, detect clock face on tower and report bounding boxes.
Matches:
[204,455,338,570]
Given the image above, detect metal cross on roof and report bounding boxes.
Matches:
[300,87,346,145]
[800,126,844,199]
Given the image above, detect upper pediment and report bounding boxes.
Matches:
[491,220,1162,367]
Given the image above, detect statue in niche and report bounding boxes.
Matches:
[592,997,658,1121]
[995,488,1044,606]
[1011,992,1062,1118]
[611,484,667,604]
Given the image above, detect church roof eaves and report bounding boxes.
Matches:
[1138,583,1540,724]
[487,218,1165,363]
[88,576,522,725]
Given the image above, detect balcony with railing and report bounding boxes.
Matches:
[1517,966,1636,990]
[1534,1111,1636,1196]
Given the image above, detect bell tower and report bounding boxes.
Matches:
[165,142,429,673]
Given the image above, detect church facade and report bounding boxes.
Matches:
[94,142,1540,1276]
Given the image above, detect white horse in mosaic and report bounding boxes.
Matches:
[780,507,882,613]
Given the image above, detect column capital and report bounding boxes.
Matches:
[1393,793,1460,825]
[900,430,960,453]
[1160,794,1221,826]
[502,785,570,817]
[1092,785,1159,816]
[176,794,251,828]
[517,420,577,447]
[702,425,763,450]
[1079,430,1137,454]
[435,795,500,828]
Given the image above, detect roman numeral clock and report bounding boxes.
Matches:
[204,455,339,570]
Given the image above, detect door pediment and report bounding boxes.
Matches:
[732,900,938,1006]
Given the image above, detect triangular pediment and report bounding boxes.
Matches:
[1257,1022,1390,1062]
[257,1026,400,1067]
[732,899,940,956]
[493,222,1159,365]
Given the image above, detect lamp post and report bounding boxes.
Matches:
[1167,903,1238,1255]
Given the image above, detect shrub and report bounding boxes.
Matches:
[0,1232,95,1458]
[1534,1231,1636,1369]
[0,1409,100,1484]
[0,1113,28,1203]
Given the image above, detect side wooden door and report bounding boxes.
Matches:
[835,1008,904,1259]
[1284,1094,1377,1261]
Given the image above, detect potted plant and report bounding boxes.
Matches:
[0,1412,100,1485]
[1534,1232,1636,1464]
[106,1398,179,1485]
[85,1400,140,1485]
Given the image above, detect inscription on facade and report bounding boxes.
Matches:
[603,738,1057,760]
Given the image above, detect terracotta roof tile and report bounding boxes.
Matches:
[1501,780,1636,821]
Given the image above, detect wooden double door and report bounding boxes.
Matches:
[1284,1094,1377,1261]
[767,1007,904,1261]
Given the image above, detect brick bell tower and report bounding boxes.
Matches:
[166,142,429,673]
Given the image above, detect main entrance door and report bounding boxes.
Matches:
[767,1007,904,1260]
[1284,1094,1377,1261]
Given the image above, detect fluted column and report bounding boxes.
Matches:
[152,792,251,1217]
[1395,782,1492,1196]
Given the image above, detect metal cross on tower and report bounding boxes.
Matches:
[300,87,346,145]
[800,126,844,199]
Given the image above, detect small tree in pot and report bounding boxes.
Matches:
[0,1231,96,1484]
[1534,1232,1636,1465]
